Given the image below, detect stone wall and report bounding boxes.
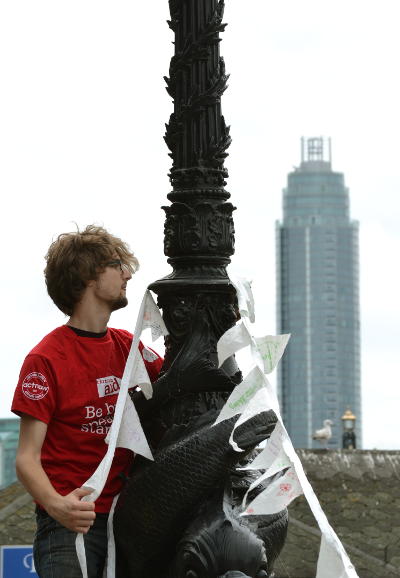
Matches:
[0,481,35,545]
[273,450,400,578]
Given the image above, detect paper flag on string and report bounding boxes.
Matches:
[227,385,279,452]
[242,466,303,516]
[241,449,294,510]
[240,422,290,473]
[213,365,267,425]
[213,274,360,578]
[112,395,153,458]
[317,535,358,578]
[128,354,153,400]
[217,320,253,367]
[229,273,255,322]
[142,290,169,341]
[255,334,291,374]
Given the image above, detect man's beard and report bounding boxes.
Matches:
[110,296,128,312]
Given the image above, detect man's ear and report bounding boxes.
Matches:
[86,279,96,288]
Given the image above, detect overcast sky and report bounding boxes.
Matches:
[1,1,398,449]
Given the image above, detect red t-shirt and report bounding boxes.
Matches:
[12,325,163,512]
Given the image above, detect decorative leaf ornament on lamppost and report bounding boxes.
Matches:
[149,0,239,376]
[112,2,288,576]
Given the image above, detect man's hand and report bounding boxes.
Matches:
[46,487,96,533]
[16,416,97,533]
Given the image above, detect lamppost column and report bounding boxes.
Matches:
[150,0,238,371]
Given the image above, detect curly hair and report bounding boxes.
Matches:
[44,225,139,315]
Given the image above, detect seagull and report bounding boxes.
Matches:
[312,419,333,447]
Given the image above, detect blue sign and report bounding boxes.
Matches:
[0,546,38,577]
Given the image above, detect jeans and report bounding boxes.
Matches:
[33,508,108,578]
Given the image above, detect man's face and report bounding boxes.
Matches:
[92,259,132,312]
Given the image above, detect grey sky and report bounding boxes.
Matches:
[1,1,399,449]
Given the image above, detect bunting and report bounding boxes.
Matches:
[213,274,359,578]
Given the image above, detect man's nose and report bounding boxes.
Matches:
[122,268,132,281]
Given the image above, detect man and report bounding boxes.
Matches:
[12,225,163,577]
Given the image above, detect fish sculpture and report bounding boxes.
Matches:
[114,408,277,577]
[114,308,288,577]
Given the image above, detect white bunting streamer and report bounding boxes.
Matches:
[228,274,255,322]
[213,274,360,578]
[281,434,359,578]
[127,354,153,400]
[214,312,284,451]
[106,494,119,578]
[317,535,358,578]
[217,319,253,368]
[239,422,291,473]
[213,365,270,426]
[111,395,150,454]
[254,334,291,374]
[240,448,293,512]
[141,290,169,342]
[227,386,278,452]
[75,289,168,578]
[243,465,303,516]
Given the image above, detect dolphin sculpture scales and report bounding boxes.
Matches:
[113,310,288,577]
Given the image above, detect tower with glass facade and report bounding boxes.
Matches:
[276,137,361,448]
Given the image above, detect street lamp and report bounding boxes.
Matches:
[341,408,356,449]
[112,2,288,576]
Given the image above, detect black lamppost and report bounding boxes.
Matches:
[113,2,288,576]
[342,408,356,449]
[149,0,239,377]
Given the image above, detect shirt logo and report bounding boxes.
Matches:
[22,372,49,400]
[141,347,158,363]
[96,376,121,398]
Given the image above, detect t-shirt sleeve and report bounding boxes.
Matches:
[139,344,164,383]
[11,354,57,424]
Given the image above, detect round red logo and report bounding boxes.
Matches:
[22,372,49,400]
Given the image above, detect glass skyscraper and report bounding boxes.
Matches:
[276,137,361,448]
